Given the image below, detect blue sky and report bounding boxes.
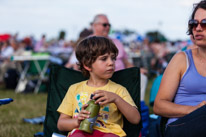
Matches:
[0,0,200,41]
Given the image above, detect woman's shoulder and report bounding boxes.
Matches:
[165,51,188,77]
[170,51,187,64]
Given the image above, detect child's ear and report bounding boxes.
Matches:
[83,64,92,71]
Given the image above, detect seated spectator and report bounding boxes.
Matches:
[0,40,14,83]
[153,1,206,136]
[65,28,93,70]
[34,34,47,52]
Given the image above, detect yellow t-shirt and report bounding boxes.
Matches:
[57,80,137,137]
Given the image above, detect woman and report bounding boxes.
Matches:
[153,1,206,137]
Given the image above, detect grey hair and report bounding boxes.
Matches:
[92,14,108,24]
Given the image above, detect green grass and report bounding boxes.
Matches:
[0,88,47,137]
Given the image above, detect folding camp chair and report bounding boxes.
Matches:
[43,64,141,137]
[12,52,50,93]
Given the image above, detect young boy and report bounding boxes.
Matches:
[57,36,140,137]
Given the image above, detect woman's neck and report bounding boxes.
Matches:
[197,47,206,60]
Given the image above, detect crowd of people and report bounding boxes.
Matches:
[1,1,205,136]
[0,15,193,91]
[0,13,194,97]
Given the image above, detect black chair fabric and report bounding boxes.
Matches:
[43,64,141,137]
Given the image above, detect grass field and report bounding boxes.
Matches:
[0,87,47,137]
[0,76,154,137]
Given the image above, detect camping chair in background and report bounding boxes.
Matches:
[43,64,141,137]
[12,52,50,93]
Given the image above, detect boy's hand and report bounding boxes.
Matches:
[93,90,119,106]
[77,103,90,125]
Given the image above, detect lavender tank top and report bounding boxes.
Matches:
[167,49,206,124]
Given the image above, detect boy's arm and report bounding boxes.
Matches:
[57,103,90,132]
[114,95,141,124]
[93,90,141,124]
[57,113,79,131]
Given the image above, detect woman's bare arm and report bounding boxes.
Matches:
[153,52,199,118]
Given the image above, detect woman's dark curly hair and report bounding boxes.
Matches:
[187,0,206,36]
[75,36,118,77]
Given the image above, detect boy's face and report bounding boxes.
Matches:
[89,53,116,79]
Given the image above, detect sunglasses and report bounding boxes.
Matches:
[97,23,111,27]
[188,19,206,30]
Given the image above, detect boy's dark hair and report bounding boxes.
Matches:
[187,0,206,36]
[75,36,118,77]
